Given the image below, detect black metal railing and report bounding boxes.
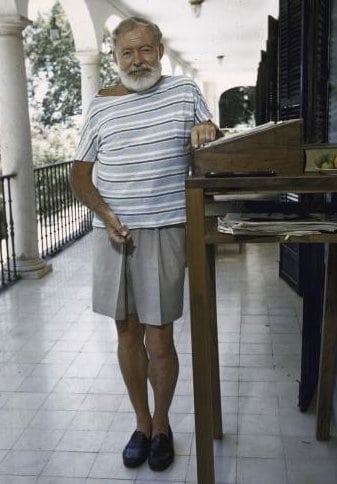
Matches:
[0,173,19,290]
[34,161,92,258]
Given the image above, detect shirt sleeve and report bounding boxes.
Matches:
[74,99,99,162]
[192,81,213,124]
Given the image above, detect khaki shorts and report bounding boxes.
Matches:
[92,225,186,325]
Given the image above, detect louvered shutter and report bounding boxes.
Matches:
[278,0,303,120]
[329,0,337,142]
[255,16,278,125]
[266,16,279,121]
[303,0,330,143]
[255,50,268,124]
[278,0,304,294]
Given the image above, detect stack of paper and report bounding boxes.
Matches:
[217,213,337,237]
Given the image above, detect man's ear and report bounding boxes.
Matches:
[159,43,164,59]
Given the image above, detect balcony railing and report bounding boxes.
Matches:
[0,173,19,290]
[0,161,92,292]
[34,161,93,258]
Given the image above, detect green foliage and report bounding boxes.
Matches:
[31,124,79,165]
[100,29,119,88]
[22,1,119,164]
[219,86,256,128]
[23,2,81,127]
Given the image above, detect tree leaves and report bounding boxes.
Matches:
[23,1,119,128]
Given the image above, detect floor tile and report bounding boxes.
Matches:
[80,393,123,412]
[89,452,138,480]
[187,455,237,483]
[0,426,24,449]
[13,428,65,450]
[69,410,114,431]
[3,392,48,410]
[37,477,86,484]
[2,235,337,483]
[137,455,189,481]
[42,451,96,478]
[0,449,51,475]
[56,429,107,452]
[238,396,278,415]
[0,408,36,428]
[237,434,284,458]
[237,457,287,484]
[286,458,337,484]
[0,477,37,484]
[238,413,280,436]
[29,410,76,430]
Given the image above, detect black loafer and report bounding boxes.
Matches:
[148,426,174,472]
[122,430,150,468]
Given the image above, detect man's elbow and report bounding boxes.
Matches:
[69,161,80,192]
[69,160,89,196]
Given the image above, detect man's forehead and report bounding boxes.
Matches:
[116,25,157,47]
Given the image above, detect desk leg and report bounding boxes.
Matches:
[186,187,215,484]
[316,243,337,440]
[208,244,223,439]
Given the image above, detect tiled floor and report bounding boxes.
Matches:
[0,233,337,483]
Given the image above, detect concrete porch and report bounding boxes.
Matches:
[0,234,336,483]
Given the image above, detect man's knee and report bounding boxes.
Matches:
[116,314,145,349]
[145,323,175,359]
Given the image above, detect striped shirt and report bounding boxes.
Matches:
[75,75,212,229]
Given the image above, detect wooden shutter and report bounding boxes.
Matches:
[266,16,279,121]
[303,0,330,143]
[255,50,268,125]
[329,0,337,142]
[278,0,303,121]
[278,0,304,294]
[255,17,279,125]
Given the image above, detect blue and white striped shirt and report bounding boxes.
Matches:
[75,75,212,229]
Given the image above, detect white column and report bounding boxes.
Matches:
[0,15,51,278]
[76,51,100,117]
[202,81,220,125]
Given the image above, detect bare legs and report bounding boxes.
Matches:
[116,314,179,437]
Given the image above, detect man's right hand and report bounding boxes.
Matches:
[70,161,131,245]
[104,213,132,244]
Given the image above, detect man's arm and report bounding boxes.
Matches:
[70,160,130,243]
[191,120,222,148]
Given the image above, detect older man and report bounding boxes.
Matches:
[71,16,219,472]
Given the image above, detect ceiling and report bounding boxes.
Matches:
[29,0,279,93]
[108,0,279,91]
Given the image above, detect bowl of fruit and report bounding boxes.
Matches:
[315,152,337,173]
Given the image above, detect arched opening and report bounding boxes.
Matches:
[219,86,255,129]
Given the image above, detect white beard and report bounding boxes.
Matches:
[118,62,162,92]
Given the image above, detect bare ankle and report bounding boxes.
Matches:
[136,417,152,438]
[151,417,170,436]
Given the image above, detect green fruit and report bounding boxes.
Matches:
[321,161,332,169]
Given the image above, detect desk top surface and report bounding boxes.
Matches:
[186,173,337,192]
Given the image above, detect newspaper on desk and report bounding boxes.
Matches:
[217,213,337,239]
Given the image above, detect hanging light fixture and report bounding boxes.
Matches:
[189,0,205,18]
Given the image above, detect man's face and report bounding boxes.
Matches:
[114,25,164,92]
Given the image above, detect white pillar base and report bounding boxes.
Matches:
[15,257,52,279]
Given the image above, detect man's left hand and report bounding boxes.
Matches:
[191,120,218,149]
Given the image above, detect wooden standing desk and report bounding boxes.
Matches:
[185,174,337,484]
